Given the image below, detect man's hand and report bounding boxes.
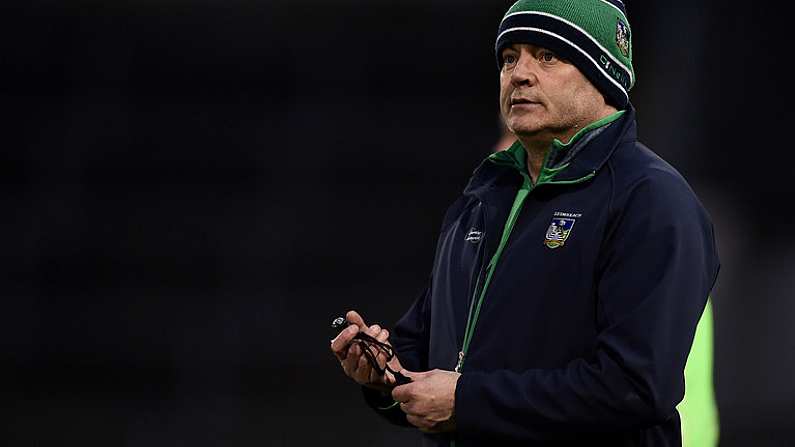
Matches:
[392,369,461,433]
[330,310,402,392]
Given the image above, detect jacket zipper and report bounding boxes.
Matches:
[455,162,595,374]
[458,257,489,373]
[456,184,530,374]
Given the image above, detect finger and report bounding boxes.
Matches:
[346,310,367,330]
[391,382,411,403]
[359,324,381,365]
[351,341,375,384]
[399,368,436,381]
[383,370,396,387]
[398,369,422,381]
[353,349,372,384]
[387,357,402,376]
[368,352,389,385]
[370,329,391,384]
[374,328,390,369]
[361,324,382,356]
[331,325,360,359]
[365,330,385,383]
[334,330,357,370]
[342,343,362,377]
[364,324,381,338]
[340,344,355,376]
[406,414,431,431]
[386,349,403,375]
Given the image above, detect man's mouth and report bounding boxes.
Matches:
[510,97,539,107]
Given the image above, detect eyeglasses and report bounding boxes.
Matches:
[332,317,411,385]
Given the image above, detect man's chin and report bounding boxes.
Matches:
[509,123,543,137]
[507,115,545,134]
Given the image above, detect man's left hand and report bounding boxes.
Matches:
[392,369,461,434]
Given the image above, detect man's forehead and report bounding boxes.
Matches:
[501,42,550,52]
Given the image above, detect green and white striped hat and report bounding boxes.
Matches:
[496,0,636,108]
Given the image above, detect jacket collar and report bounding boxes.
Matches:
[464,104,637,200]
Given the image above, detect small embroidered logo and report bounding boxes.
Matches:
[616,18,630,57]
[544,212,581,249]
[465,228,483,244]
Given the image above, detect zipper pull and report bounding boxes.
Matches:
[454,351,464,373]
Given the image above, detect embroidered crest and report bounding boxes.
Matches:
[616,18,630,57]
[544,212,581,249]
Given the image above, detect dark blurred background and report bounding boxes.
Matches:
[3,0,793,445]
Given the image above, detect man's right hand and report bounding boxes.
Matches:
[330,310,403,393]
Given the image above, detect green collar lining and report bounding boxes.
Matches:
[488,110,626,185]
[552,110,625,150]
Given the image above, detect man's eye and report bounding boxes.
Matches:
[503,54,517,66]
[541,51,558,63]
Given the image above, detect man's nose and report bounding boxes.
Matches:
[510,56,539,87]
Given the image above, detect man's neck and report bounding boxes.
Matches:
[519,138,549,185]
[518,108,618,184]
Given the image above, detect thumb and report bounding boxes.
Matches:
[398,369,430,380]
[346,310,367,329]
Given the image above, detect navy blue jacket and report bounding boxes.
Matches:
[363,107,720,446]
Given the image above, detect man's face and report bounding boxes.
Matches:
[499,43,608,144]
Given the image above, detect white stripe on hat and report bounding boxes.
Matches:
[497,26,630,100]
[598,0,628,21]
[501,11,634,86]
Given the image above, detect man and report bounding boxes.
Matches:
[331,0,719,445]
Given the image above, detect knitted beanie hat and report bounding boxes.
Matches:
[496,0,636,109]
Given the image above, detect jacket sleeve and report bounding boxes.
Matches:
[454,171,720,440]
[361,284,432,426]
